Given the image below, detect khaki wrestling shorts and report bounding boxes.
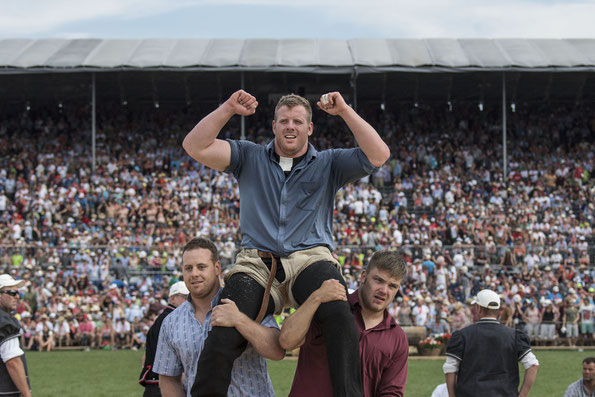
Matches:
[224,246,340,314]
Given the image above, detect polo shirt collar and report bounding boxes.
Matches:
[478,317,500,324]
[265,141,318,163]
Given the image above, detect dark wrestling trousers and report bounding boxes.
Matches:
[190,259,363,397]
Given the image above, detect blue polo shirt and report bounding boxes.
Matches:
[225,140,376,257]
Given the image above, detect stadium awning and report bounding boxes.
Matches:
[2,38,595,73]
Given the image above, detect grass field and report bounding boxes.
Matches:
[26,349,590,396]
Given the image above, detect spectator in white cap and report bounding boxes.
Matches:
[139,280,189,397]
[443,289,539,397]
[0,274,31,397]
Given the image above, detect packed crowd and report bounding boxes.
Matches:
[0,99,593,350]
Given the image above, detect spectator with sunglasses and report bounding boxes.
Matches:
[0,274,31,397]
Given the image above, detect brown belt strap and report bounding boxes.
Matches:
[255,253,277,323]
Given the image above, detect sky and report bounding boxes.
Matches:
[1,0,595,39]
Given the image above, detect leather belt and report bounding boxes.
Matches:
[255,250,278,323]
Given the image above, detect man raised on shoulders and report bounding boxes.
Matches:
[280,250,409,397]
[152,237,284,397]
[183,89,390,397]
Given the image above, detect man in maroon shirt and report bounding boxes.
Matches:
[280,250,409,397]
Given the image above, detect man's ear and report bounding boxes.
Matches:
[360,270,367,284]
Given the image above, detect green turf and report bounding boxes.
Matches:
[28,350,144,397]
[25,349,591,396]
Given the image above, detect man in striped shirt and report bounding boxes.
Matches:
[153,237,285,397]
[564,357,595,397]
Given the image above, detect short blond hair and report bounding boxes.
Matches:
[274,94,312,122]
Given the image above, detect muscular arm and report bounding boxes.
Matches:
[279,294,321,351]
[279,279,347,350]
[518,365,538,397]
[159,374,185,397]
[318,92,390,167]
[182,90,258,171]
[5,356,31,397]
[339,106,390,167]
[211,299,285,361]
[235,316,284,361]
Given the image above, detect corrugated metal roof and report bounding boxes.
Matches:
[1,38,595,73]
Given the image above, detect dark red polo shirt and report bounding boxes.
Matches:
[289,291,409,397]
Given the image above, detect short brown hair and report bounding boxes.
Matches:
[274,94,312,122]
[478,306,500,318]
[182,237,219,264]
[584,357,595,365]
[367,250,408,280]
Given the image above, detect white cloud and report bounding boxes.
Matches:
[1,0,594,38]
[0,0,198,35]
[326,0,595,38]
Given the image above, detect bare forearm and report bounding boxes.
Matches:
[184,103,233,149]
[339,106,390,167]
[5,357,31,397]
[182,104,234,171]
[279,297,322,350]
[235,316,285,360]
[445,372,457,397]
[159,374,185,397]
[518,365,538,397]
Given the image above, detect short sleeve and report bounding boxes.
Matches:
[331,148,378,187]
[0,337,23,362]
[445,330,464,361]
[152,318,183,376]
[515,329,532,360]
[224,139,242,176]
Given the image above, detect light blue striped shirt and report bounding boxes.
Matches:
[153,290,278,397]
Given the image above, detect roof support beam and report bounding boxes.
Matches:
[574,73,587,104]
[91,73,96,174]
[502,72,507,182]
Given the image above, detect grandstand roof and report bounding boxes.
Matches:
[2,38,595,73]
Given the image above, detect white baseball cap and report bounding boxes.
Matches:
[472,289,501,309]
[169,281,189,297]
[0,274,25,290]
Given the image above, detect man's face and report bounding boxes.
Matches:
[0,288,19,312]
[272,105,313,158]
[358,267,402,314]
[182,248,221,300]
[170,293,188,307]
[583,362,595,383]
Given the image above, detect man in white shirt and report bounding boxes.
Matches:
[0,274,31,397]
[115,317,132,349]
[413,296,430,327]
